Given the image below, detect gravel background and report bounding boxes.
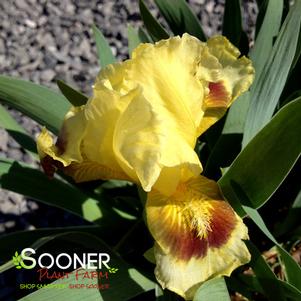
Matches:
[0,0,258,235]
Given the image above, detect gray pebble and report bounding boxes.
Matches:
[0,38,5,54]
[7,148,24,161]
[7,136,20,149]
[0,129,8,152]
[40,69,56,81]
[0,190,25,214]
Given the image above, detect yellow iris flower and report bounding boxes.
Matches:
[37,33,254,300]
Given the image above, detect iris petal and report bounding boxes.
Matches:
[114,88,202,193]
[197,36,254,135]
[146,176,250,300]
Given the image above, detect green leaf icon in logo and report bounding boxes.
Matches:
[12,251,22,269]
[108,267,119,274]
[12,251,32,270]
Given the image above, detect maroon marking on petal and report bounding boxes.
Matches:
[41,155,64,179]
[55,127,67,155]
[177,229,208,260]
[206,81,230,107]
[164,201,236,261]
[165,227,208,261]
[207,201,237,248]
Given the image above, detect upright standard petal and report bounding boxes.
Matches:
[129,34,206,130]
[196,36,254,135]
[37,106,87,177]
[113,88,201,193]
[146,176,250,300]
[113,34,206,192]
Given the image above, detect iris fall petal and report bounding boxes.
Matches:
[146,175,250,300]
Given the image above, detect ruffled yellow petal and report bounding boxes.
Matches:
[37,127,60,163]
[37,106,86,165]
[112,34,208,192]
[95,60,131,95]
[113,89,201,193]
[81,82,132,177]
[197,36,254,135]
[36,82,131,182]
[206,36,254,101]
[37,128,63,177]
[37,106,87,177]
[63,161,130,182]
[129,34,206,130]
[146,175,250,300]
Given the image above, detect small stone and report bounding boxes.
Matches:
[40,69,56,81]
[5,220,16,229]
[39,32,55,47]
[26,224,36,230]
[18,57,42,72]
[7,148,23,161]
[7,136,20,148]
[38,16,48,27]
[27,200,39,211]
[65,3,76,14]
[22,152,34,164]
[0,129,8,152]
[14,0,28,10]
[0,39,5,54]
[55,29,69,46]
[79,37,91,59]
[0,224,5,233]
[25,19,37,28]
[0,191,24,214]
[78,9,93,24]
[43,53,57,68]
[0,55,6,65]
[18,48,30,65]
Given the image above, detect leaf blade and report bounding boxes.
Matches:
[221,0,283,136]
[57,80,88,106]
[219,98,301,215]
[222,0,242,46]
[0,75,69,134]
[127,24,150,56]
[243,0,301,145]
[250,0,283,79]
[154,0,206,41]
[92,24,116,68]
[0,159,102,222]
[244,205,301,290]
[139,0,169,42]
[226,181,301,292]
[0,104,37,156]
[193,277,230,301]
